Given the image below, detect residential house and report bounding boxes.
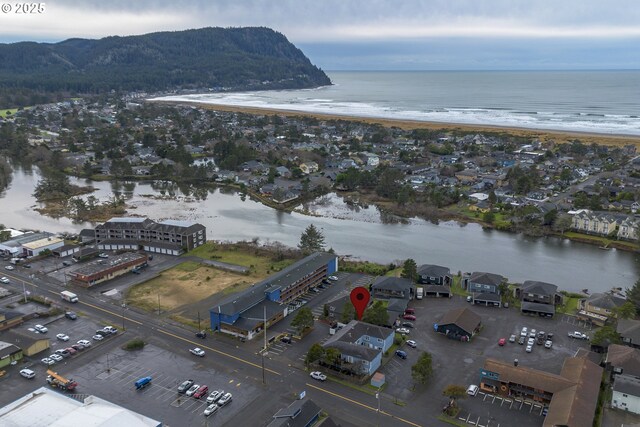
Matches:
[518,280,561,318]
[275,166,292,178]
[571,210,621,237]
[417,264,452,286]
[611,375,640,414]
[606,344,640,379]
[267,399,322,427]
[579,293,627,324]
[322,320,394,376]
[434,307,482,341]
[618,217,640,241]
[464,272,505,307]
[299,162,319,175]
[455,169,478,183]
[370,277,414,300]
[618,319,640,349]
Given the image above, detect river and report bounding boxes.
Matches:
[1,166,638,293]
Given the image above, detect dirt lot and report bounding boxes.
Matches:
[126,261,252,313]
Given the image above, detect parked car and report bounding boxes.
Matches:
[190,347,205,357]
[71,344,84,352]
[56,333,70,341]
[498,338,506,346]
[178,379,194,393]
[185,384,200,397]
[95,330,109,337]
[396,328,410,335]
[406,340,417,348]
[404,308,415,315]
[103,326,117,334]
[526,344,533,353]
[49,354,63,362]
[5,265,14,270]
[196,331,207,339]
[568,331,589,340]
[401,322,414,328]
[402,314,416,321]
[395,350,408,359]
[34,324,48,333]
[310,371,327,381]
[204,403,219,416]
[545,340,553,349]
[509,334,516,343]
[193,385,209,399]
[55,349,70,358]
[518,336,526,345]
[98,253,109,258]
[64,347,77,356]
[20,369,36,379]
[327,275,338,281]
[65,311,78,320]
[41,357,55,366]
[280,335,292,344]
[527,338,535,346]
[92,334,104,341]
[0,277,9,284]
[467,384,479,396]
[206,390,225,403]
[217,392,232,406]
[77,339,91,347]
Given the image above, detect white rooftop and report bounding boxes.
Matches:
[106,217,147,223]
[0,387,161,427]
[158,219,196,227]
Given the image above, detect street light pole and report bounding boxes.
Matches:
[262,305,267,385]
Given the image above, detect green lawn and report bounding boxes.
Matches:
[187,242,295,276]
[556,296,580,314]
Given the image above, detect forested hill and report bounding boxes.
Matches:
[0,27,331,107]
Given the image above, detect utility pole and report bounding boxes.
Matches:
[262,305,267,385]
[197,311,201,332]
[157,294,160,315]
[121,298,126,331]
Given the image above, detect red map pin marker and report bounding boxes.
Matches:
[350,286,370,321]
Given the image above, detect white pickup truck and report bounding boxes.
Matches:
[568,331,589,340]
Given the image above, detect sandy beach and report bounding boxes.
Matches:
[153,100,640,148]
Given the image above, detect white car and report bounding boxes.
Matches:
[41,357,55,366]
[0,277,9,283]
[310,371,327,381]
[77,340,91,347]
[34,324,48,333]
[467,384,479,396]
[20,368,36,379]
[526,344,533,353]
[207,390,225,404]
[527,338,535,346]
[103,326,118,334]
[5,265,14,270]
[49,354,63,362]
[545,340,553,349]
[204,403,219,416]
[217,392,232,406]
[185,384,200,397]
[190,347,205,357]
[396,328,411,335]
[98,253,109,258]
[568,331,589,340]
[92,334,104,341]
[406,340,417,348]
[328,275,338,281]
[56,333,70,341]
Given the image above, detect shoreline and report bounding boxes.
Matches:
[152,99,640,147]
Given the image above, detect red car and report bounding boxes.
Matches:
[402,314,416,321]
[193,385,209,399]
[404,308,415,315]
[498,338,506,346]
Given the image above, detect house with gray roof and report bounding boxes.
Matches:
[612,374,640,414]
[322,320,394,376]
[618,319,640,349]
[434,307,482,341]
[267,398,322,427]
[371,277,414,300]
[580,292,627,324]
[465,272,505,307]
[417,264,452,286]
[518,280,562,318]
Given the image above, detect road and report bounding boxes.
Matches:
[0,264,428,426]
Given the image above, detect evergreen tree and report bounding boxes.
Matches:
[411,351,433,385]
[341,301,356,323]
[627,278,640,312]
[401,259,418,282]
[291,307,314,334]
[298,224,326,254]
[362,300,389,326]
[305,343,324,367]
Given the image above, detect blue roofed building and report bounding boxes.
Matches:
[210,252,338,340]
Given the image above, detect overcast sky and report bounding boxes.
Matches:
[0,0,638,70]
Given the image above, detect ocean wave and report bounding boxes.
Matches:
[151,93,640,136]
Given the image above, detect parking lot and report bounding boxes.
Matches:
[69,343,260,425]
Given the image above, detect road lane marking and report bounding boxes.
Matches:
[80,300,144,325]
[157,328,281,376]
[305,382,421,427]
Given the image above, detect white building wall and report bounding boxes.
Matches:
[612,390,640,414]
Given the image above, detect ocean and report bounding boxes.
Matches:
[154,70,640,136]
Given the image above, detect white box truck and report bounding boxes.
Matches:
[60,290,78,303]
[416,287,424,300]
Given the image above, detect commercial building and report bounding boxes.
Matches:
[0,387,161,426]
[210,252,337,340]
[0,341,22,368]
[0,232,59,257]
[95,217,206,255]
[68,252,148,287]
[480,355,603,427]
[434,307,482,341]
[0,330,49,356]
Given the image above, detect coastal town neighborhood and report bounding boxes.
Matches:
[2,97,640,248]
[2,97,640,426]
